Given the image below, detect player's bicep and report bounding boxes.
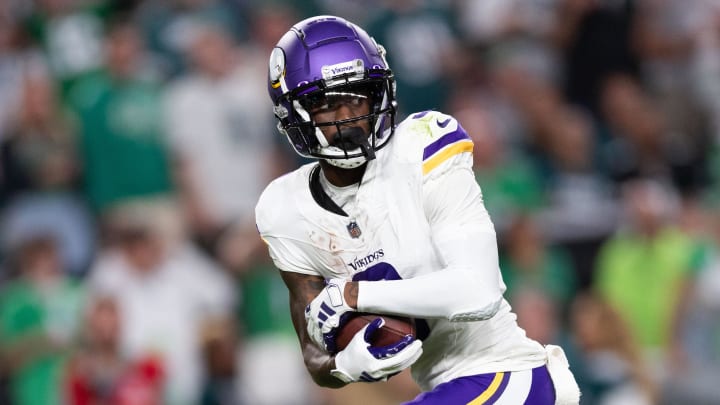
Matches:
[424,167,492,235]
[424,169,498,273]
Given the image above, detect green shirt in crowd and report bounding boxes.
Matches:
[239,264,295,339]
[0,278,85,405]
[68,71,173,212]
[596,227,703,349]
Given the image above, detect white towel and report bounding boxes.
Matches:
[545,344,581,405]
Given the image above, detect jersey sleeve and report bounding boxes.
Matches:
[259,234,321,275]
[255,177,322,276]
[357,111,506,321]
[397,110,474,180]
[356,166,507,320]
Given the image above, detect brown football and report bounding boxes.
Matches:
[334,313,416,354]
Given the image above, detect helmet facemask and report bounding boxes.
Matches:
[278,71,396,168]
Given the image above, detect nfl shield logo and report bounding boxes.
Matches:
[347,221,362,238]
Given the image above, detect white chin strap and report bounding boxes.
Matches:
[323,146,368,169]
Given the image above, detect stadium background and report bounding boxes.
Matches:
[0,0,719,404]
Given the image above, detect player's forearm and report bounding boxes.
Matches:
[352,230,505,321]
[279,270,349,388]
[302,342,347,388]
[354,267,503,321]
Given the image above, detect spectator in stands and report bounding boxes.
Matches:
[0,71,96,278]
[199,318,241,405]
[594,178,702,371]
[500,214,578,309]
[0,235,86,405]
[163,21,278,267]
[512,287,564,346]
[689,0,720,144]
[0,71,77,197]
[21,0,108,99]
[566,292,657,405]
[663,203,720,403]
[65,295,165,405]
[449,94,545,234]
[551,0,642,115]
[536,106,619,288]
[634,0,713,152]
[599,73,705,193]
[135,0,246,78]
[457,0,560,89]
[67,17,173,215]
[0,13,42,143]
[365,0,461,116]
[87,202,235,404]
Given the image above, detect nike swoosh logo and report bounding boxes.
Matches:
[436,118,451,128]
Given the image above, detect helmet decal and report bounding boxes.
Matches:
[269,47,286,90]
[321,59,365,81]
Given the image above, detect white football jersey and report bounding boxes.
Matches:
[255,110,547,390]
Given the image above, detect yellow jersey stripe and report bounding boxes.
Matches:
[466,372,505,405]
[422,140,474,175]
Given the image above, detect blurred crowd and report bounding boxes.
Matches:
[0,0,719,404]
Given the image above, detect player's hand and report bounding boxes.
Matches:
[305,278,355,351]
[331,317,423,383]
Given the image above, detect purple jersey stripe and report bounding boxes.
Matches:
[422,128,470,160]
[411,110,432,119]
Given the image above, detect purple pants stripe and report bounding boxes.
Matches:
[403,366,555,405]
[525,366,555,405]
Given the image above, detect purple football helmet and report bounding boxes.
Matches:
[268,15,397,168]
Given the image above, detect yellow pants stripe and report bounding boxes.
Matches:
[466,372,505,405]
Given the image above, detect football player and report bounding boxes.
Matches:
[255,15,580,404]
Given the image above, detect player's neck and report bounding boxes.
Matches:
[319,160,367,187]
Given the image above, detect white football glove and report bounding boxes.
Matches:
[331,317,423,383]
[305,278,355,351]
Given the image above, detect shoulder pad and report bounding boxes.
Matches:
[395,110,474,178]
